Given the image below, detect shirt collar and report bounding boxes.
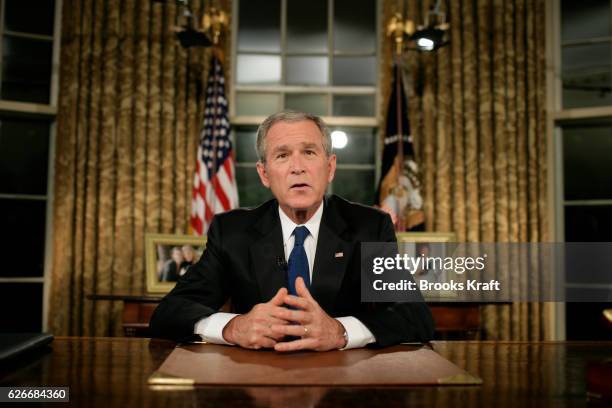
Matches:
[278,200,324,245]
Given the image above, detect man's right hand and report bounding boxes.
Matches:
[222,288,290,349]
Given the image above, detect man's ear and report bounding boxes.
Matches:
[256,161,271,188]
[327,154,337,183]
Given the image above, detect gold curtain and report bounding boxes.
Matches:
[49,0,231,336]
[381,0,549,340]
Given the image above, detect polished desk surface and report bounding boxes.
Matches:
[0,337,610,407]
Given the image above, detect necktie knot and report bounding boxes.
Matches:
[293,226,309,247]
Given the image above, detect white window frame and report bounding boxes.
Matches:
[548,0,612,340]
[0,0,62,332]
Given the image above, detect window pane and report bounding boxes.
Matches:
[236,92,281,116]
[285,94,327,116]
[563,123,612,200]
[565,205,612,242]
[286,56,328,85]
[287,0,328,53]
[4,0,55,36]
[234,126,259,162]
[334,0,376,53]
[561,43,612,109]
[333,169,375,204]
[561,0,610,42]
[2,36,53,103]
[237,54,282,85]
[0,199,46,277]
[333,94,375,116]
[333,56,376,86]
[0,283,42,332]
[236,165,273,207]
[0,118,50,195]
[330,127,376,164]
[237,0,281,52]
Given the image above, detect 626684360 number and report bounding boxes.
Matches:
[1,387,69,402]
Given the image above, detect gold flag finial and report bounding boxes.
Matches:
[202,6,228,46]
[386,12,415,56]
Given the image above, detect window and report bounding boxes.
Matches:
[555,0,612,340]
[0,0,60,332]
[560,0,612,109]
[231,0,379,207]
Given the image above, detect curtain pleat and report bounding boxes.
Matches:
[381,0,549,340]
[50,0,230,336]
[112,0,136,335]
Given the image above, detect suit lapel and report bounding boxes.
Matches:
[310,197,352,313]
[250,201,286,302]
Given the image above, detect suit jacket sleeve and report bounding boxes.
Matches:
[149,216,230,342]
[353,214,435,347]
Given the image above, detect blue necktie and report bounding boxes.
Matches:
[288,226,310,296]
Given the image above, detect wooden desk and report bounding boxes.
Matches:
[1,338,610,407]
[87,294,481,338]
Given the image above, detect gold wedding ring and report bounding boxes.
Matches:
[303,326,309,336]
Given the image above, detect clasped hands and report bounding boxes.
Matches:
[222,277,347,351]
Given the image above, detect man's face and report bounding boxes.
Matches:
[256,120,336,216]
[182,245,195,262]
[171,248,184,264]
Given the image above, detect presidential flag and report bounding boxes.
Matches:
[190,55,239,236]
[376,63,424,231]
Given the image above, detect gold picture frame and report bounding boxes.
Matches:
[145,233,207,294]
[396,232,457,299]
[396,232,456,243]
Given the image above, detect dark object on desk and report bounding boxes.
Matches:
[587,359,612,402]
[150,343,482,386]
[0,333,54,363]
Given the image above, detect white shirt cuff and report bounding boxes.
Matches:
[194,312,239,345]
[335,316,376,349]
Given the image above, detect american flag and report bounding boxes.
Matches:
[190,55,239,236]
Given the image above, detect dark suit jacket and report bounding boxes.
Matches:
[149,195,434,346]
[160,260,179,282]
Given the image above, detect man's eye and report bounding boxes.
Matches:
[305,150,315,155]
[276,153,288,159]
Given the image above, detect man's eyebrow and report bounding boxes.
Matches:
[270,145,290,153]
[301,142,322,150]
[270,142,321,153]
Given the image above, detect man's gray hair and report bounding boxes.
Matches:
[255,110,332,162]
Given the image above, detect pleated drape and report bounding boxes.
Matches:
[380,0,549,340]
[50,0,231,336]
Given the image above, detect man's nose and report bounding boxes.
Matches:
[288,153,305,173]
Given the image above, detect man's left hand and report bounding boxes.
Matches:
[270,277,347,351]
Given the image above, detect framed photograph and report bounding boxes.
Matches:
[396,232,457,299]
[145,233,207,294]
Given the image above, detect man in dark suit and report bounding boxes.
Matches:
[149,111,434,351]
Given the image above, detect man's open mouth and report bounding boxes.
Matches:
[290,183,310,189]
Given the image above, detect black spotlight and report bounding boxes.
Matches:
[411,26,447,52]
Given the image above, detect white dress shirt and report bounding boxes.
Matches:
[194,201,376,349]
